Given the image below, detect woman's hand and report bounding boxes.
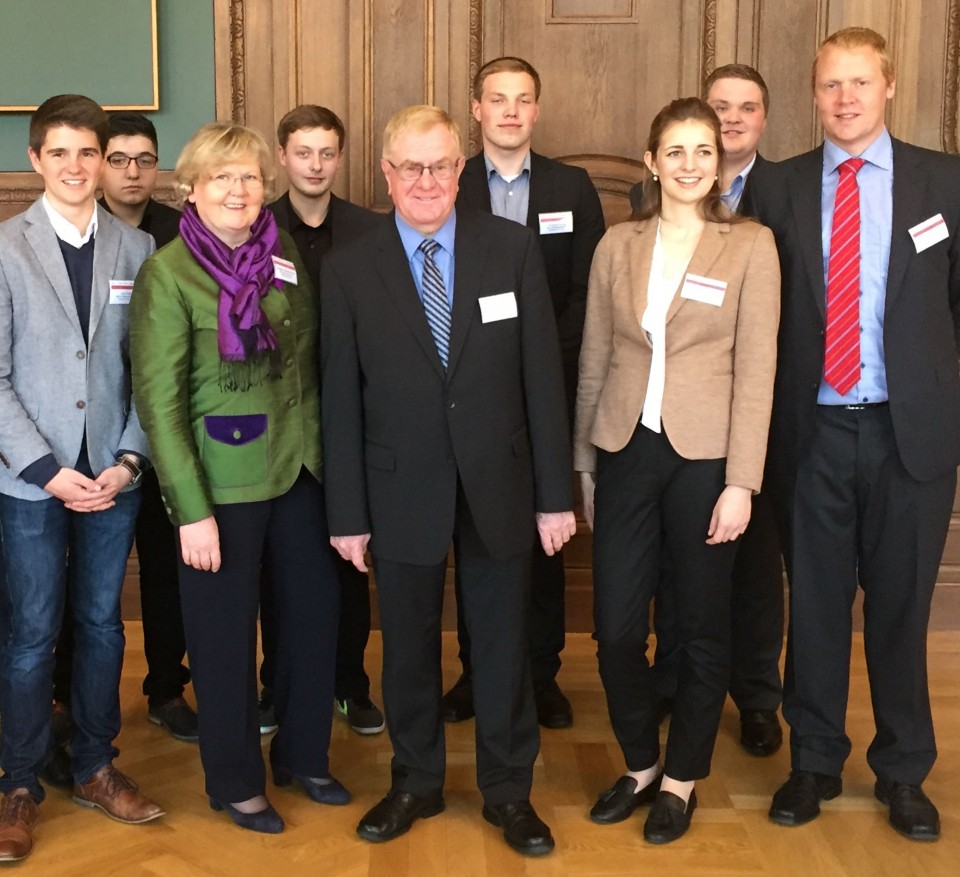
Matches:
[580,471,597,531]
[706,485,752,544]
[180,516,221,572]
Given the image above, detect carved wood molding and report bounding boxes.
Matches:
[468,0,484,155]
[702,0,717,80]
[944,0,960,154]
[229,0,246,124]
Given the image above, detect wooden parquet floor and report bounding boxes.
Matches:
[21,629,960,876]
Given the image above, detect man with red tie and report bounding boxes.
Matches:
[749,28,960,841]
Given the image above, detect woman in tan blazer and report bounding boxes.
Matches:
[575,98,780,844]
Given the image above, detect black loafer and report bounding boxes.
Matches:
[356,789,445,842]
[273,766,351,805]
[875,780,940,841]
[590,775,659,824]
[534,679,573,729]
[643,789,697,844]
[440,674,475,723]
[739,709,783,757]
[769,771,842,826]
[482,800,555,856]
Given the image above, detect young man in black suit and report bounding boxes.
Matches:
[259,105,385,737]
[442,56,605,729]
[750,28,960,841]
[321,105,576,856]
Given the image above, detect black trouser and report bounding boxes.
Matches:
[775,404,953,784]
[593,425,737,781]
[374,488,539,804]
[653,491,784,712]
[179,471,340,802]
[53,468,189,706]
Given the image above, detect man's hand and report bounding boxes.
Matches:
[536,510,577,556]
[331,533,371,572]
[579,472,596,531]
[180,516,221,572]
[46,467,116,512]
[706,485,752,544]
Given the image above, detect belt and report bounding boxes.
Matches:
[820,402,888,411]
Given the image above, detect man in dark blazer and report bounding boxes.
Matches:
[443,56,606,729]
[261,105,385,738]
[321,105,576,856]
[750,28,960,841]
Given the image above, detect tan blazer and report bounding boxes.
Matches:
[574,217,780,492]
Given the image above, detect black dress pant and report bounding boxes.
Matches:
[776,404,954,784]
[178,470,340,802]
[593,425,737,780]
[373,488,539,804]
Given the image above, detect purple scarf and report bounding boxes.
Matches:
[180,203,283,388]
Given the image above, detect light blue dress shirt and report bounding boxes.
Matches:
[817,129,893,405]
[484,151,531,225]
[395,211,456,309]
[720,153,757,213]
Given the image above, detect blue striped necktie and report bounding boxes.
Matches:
[418,238,451,367]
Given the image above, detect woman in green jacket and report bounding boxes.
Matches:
[130,122,344,834]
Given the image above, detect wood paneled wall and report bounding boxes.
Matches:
[3,0,960,610]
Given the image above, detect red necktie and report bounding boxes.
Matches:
[823,157,866,396]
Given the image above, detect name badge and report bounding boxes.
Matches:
[909,214,949,254]
[538,211,573,235]
[680,273,727,307]
[479,292,518,323]
[272,255,298,284]
[109,279,134,305]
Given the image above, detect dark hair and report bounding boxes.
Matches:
[29,94,108,154]
[635,97,741,225]
[704,63,770,114]
[276,105,346,150]
[106,111,159,151]
[472,56,541,101]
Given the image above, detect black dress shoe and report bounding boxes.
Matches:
[209,798,284,834]
[643,790,697,844]
[739,709,783,757]
[874,780,940,841]
[38,745,73,789]
[534,679,573,729]
[482,800,555,856]
[356,789,445,842]
[440,674,475,723]
[769,771,842,826]
[590,774,660,824]
[273,766,351,805]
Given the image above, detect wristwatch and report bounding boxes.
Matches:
[114,453,144,485]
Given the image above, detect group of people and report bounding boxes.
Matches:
[0,22,958,866]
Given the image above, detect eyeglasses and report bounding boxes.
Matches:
[106,152,158,170]
[386,159,460,181]
[207,172,264,190]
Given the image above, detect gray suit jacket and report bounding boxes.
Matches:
[0,200,154,500]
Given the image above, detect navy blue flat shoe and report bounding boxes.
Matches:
[272,767,351,805]
[209,798,284,833]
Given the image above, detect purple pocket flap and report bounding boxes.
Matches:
[204,414,268,446]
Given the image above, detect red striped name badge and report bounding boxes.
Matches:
[909,214,948,254]
[680,273,727,307]
[109,280,134,305]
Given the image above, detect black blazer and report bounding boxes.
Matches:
[456,151,605,381]
[320,208,573,565]
[749,139,960,485]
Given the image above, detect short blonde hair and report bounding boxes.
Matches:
[812,27,895,90]
[381,105,463,159]
[174,122,275,205]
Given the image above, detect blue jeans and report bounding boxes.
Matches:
[0,489,140,801]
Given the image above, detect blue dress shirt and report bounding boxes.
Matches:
[484,151,531,225]
[395,211,456,308]
[720,153,757,213]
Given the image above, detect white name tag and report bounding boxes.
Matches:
[909,214,949,254]
[272,255,298,284]
[680,273,727,307]
[479,292,518,323]
[538,211,573,235]
[109,279,134,305]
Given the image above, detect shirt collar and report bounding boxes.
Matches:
[484,150,531,184]
[42,194,97,247]
[722,152,758,197]
[824,127,893,174]
[395,209,457,261]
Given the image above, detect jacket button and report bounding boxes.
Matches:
[76,400,86,409]
[283,319,292,327]
[288,399,296,408]
[233,429,242,440]
[286,357,294,367]
[76,350,85,359]
[448,401,456,409]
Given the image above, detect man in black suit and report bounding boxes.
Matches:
[321,105,576,856]
[260,105,385,738]
[442,56,605,729]
[750,28,960,841]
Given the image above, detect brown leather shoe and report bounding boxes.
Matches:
[0,789,39,862]
[72,765,165,824]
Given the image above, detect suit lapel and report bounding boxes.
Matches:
[88,206,120,341]
[789,148,828,320]
[664,223,728,326]
[374,217,447,379]
[525,151,549,231]
[446,216,484,378]
[23,200,83,334]
[885,140,925,311]
[630,220,656,341]
[459,155,492,212]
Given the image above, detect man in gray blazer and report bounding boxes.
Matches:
[0,95,163,863]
